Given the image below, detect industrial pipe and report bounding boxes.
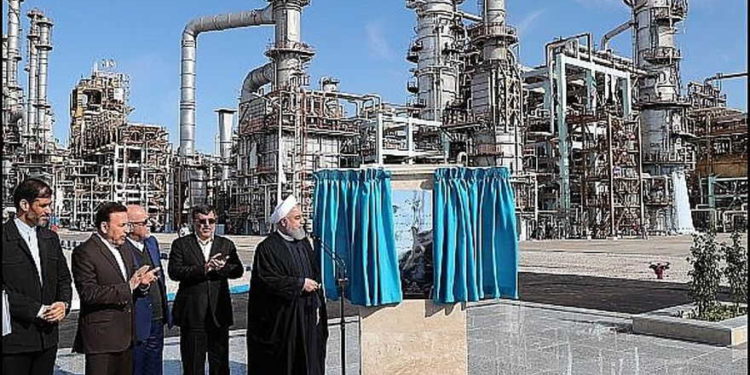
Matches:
[600,20,633,51]
[26,10,40,140]
[240,62,275,103]
[179,5,274,156]
[456,11,481,23]
[6,0,22,90]
[2,36,7,90]
[704,72,748,85]
[215,108,235,162]
[36,14,53,145]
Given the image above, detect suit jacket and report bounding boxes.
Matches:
[167,234,244,329]
[71,234,136,354]
[122,236,172,343]
[1,220,72,354]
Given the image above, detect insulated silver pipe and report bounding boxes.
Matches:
[272,0,303,88]
[407,0,460,120]
[481,0,508,61]
[36,14,53,145]
[240,62,275,102]
[704,71,748,85]
[6,0,22,90]
[179,5,274,156]
[215,108,235,161]
[2,36,7,90]
[26,10,40,140]
[600,20,633,51]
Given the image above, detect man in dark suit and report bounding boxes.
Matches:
[71,202,159,375]
[168,205,244,375]
[2,178,72,375]
[123,204,171,375]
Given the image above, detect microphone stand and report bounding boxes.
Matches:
[312,234,348,375]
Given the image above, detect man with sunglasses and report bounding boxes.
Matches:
[167,205,244,375]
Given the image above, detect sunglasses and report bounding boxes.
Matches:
[195,218,217,225]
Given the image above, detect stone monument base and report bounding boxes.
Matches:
[358,299,467,375]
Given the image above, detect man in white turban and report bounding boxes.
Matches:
[269,195,305,239]
[246,196,328,374]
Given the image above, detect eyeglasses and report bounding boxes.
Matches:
[130,220,149,227]
[195,218,216,225]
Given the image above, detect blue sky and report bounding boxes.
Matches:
[3,0,747,154]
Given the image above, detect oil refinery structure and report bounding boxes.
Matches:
[2,0,747,237]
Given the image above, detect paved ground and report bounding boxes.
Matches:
[53,299,747,375]
[467,300,747,375]
[50,231,747,374]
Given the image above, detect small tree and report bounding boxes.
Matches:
[722,231,748,313]
[687,232,722,318]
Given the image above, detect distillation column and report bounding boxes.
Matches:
[266,0,314,90]
[469,0,523,171]
[4,0,24,125]
[25,9,40,145]
[631,0,694,233]
[405,0,461,121]
[35,12,53,150]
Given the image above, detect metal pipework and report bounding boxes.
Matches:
[704,72,748,85]
[26,9,41,140]
[629,0,689,168]
[215,108,235,162]
[179,5,274,156]
[269,0,313,89]
[36,14,53,145]
[406,0,460,121]
[6,0,22,90]
[240,62,275,103]
[2,36,7,93]
[600,20,633,51]
[480,0,511,61]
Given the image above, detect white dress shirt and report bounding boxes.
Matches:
[14,218,47,318]
[97,233,129,282]
[197,235,214,261]
[127,237,145,253]
[14,218,43,285]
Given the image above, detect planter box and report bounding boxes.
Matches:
[632,303,747,346]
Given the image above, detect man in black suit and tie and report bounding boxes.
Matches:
[2,178,72,375]
[168,205,244,375]
[71,202,159,375]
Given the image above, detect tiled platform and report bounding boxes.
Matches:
[52,299,747,374]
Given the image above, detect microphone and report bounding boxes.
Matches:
[310,232,349,375]
[309,233,348,279]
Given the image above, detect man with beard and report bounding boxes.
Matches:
[246,195,328,375]
[2,178,72,375]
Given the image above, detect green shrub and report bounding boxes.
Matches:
[687,232,722,319]
[722,231,748,313]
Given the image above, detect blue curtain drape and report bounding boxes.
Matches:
[312,168,402,306]
[433,167,518,304]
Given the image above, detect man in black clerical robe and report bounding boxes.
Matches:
[247,195,328,375]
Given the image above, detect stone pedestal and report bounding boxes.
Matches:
[359,300,467,375]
